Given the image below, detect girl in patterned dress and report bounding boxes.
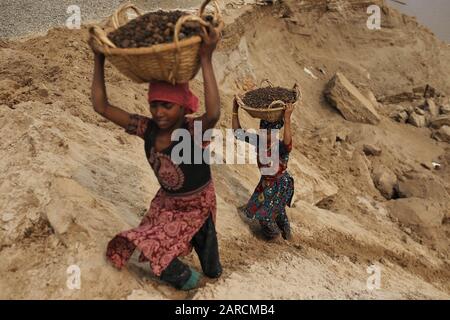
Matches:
[232,100,295,240]
[89,23,222,290]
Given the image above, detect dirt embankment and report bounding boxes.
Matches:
[0,0,449,299]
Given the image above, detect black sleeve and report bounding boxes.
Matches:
[125,114,153,139]
[234,129,259,147]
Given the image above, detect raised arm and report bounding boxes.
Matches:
[283,104,294,146]
[232,97,242,131]
[90,49,132,129]
[232,97,260,146]
[196,23,222,131]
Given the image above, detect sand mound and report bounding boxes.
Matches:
[0,0,449,299]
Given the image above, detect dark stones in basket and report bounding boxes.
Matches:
[107,10,217,49]
[242,87,297,109]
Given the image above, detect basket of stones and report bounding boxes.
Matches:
[89,0,223,84]
[236,80,301,122]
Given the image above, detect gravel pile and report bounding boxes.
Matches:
[0,0,204,39]
[243,87,297,108]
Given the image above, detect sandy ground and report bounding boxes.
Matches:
[0,0,449,299]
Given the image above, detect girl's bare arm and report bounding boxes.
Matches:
[196,23,222,131]
[232,97,242,130]
[91,52,132,129]
[283,104,294,146]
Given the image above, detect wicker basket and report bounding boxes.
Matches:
[89,0,223,84]
[236,80,302,122]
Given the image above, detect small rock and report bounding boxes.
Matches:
[440,104,450,115]
[116,135,126,145]
[379,91,419,104]
[412,85,426,96]
[414,107,425,115]
[389,215,399,223]
[420,162,432,170]
[432,125,450,143]
[408,113,427,128]
[390,110,409,123]
[424,84,437,99]
[429,115,450,129]
[363,144,382,156]
[371,165,398,200]
[335,131,348,142]
[37,88,49,98]
[424,99,440,117]
[405,106,414,115]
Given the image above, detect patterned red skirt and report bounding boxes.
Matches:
[106,181,216,276]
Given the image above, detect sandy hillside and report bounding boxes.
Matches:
[0,0,449,299]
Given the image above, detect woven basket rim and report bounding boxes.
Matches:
[240,105,287,113]
[239,96,298,112]
[95,1,224,56]
[239,87,298,110]
[97,35,202,55]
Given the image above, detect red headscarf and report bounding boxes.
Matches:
[148,82,199,114]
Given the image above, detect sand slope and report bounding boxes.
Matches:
[0,0,449,299]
